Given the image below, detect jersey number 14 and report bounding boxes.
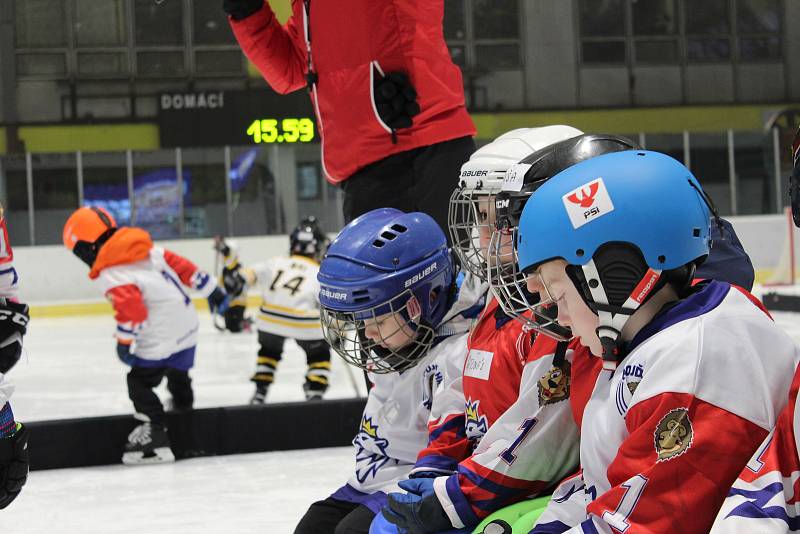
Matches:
[269,269,305,296]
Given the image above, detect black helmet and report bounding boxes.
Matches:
[290,216,329,261]
[487,134,639,340]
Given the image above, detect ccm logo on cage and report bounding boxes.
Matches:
[404,262,437,288]
[321,288,348,301]
[562,177,614,229]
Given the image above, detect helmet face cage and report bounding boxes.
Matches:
[448,186,498,281]
[320,289,436,374]
[487,227,572,341]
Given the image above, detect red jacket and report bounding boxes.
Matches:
[230,0,476,183]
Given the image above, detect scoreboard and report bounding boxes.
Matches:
[157,89,317,147]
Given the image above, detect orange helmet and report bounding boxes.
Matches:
[63,207,117,266]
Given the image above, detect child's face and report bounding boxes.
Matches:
[363,310,417,350]
[528,259,602,355]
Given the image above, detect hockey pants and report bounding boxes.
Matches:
[252,331,331,394]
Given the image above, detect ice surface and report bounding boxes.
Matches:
[2,447,355,534]
[8,294,800,533]
[10,312,367,422]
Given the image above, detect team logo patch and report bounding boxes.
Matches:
[562,177,614,229]
[537,360,571,406]
[352,416,391,483]
[421,363,443,410]
[627,381,640,395]
[464,398,489,441]
[654,408,693,461]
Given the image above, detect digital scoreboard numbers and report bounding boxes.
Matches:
[158,90,317,147]
[246,117,315,144]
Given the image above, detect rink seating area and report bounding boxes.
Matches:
[29,398,365,471]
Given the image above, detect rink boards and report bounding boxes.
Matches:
[27,398,366,470]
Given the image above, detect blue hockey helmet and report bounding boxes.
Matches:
[516,150,711,366]
[318,208,455,373]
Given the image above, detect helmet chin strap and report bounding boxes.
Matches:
[580,259,662,370]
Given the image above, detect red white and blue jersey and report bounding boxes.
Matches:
[433,332,595,528]
[531,281,800,533]
[461,298,527,444]
[412,297,528,478]
[712,364,800,532]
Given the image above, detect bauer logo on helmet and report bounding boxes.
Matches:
[562,177,615,229]
[403,262,437,289]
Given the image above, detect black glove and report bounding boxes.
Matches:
[374,71,421,131]
[208,287,230,315]
[0,300,29,374]
[0,423,29,509]
[222,0,264,21]
[116,342,135,366]
[222,267,246,298]
[383,478,453,534]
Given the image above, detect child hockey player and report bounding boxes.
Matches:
[213,237,251,333]
[294,208,482,534]
[374,127,585,534]
[0,204,30,508]
[710,125,800,534]
[62,206,227,464]
[512,150,799,532]
[235,217,331,403]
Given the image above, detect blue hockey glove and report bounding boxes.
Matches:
[383,478,454,534]
[116,342,136,366]
[207,287,230,315]
[369,510,405,534]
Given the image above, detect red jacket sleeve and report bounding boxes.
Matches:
[229,3,308,94]
[106,284,148,344]
[163,249,214,297]
[581,392,769,533]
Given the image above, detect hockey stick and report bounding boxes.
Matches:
[341,357,364,398]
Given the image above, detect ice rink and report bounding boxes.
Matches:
[2,446,355,534]
[12,311,367,423]
[5,300,800,533]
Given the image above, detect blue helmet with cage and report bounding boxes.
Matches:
[318,208,455,373]
[516,150,711,366]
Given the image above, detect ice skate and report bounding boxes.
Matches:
[250,385,268,405]
[303,382,325,401]
[122,422,175,465]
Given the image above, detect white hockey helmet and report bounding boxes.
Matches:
[448,125,584,280]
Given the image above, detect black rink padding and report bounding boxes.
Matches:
[762,292,800,313]
[27,398,366,471]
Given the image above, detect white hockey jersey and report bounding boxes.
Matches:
[328,273,485,513]
[250,255,323,340]
[92,229,213,360]
[0,215,20,411]
[530,281,800,533]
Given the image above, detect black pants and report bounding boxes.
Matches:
[294,497,375,534]
[252,331,331,392]
[127,366,193,426]
[342,136,476,241]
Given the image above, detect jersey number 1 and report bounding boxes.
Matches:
[269,269,304,296]
[601,474,648,532]
[500,417,538,465]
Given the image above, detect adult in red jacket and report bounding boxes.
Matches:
[225,0,476,236]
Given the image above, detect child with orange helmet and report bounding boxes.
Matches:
[63,207,227,464]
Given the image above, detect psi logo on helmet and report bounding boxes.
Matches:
[562,177,615,229]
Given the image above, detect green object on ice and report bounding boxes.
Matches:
[471,495,551,533]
